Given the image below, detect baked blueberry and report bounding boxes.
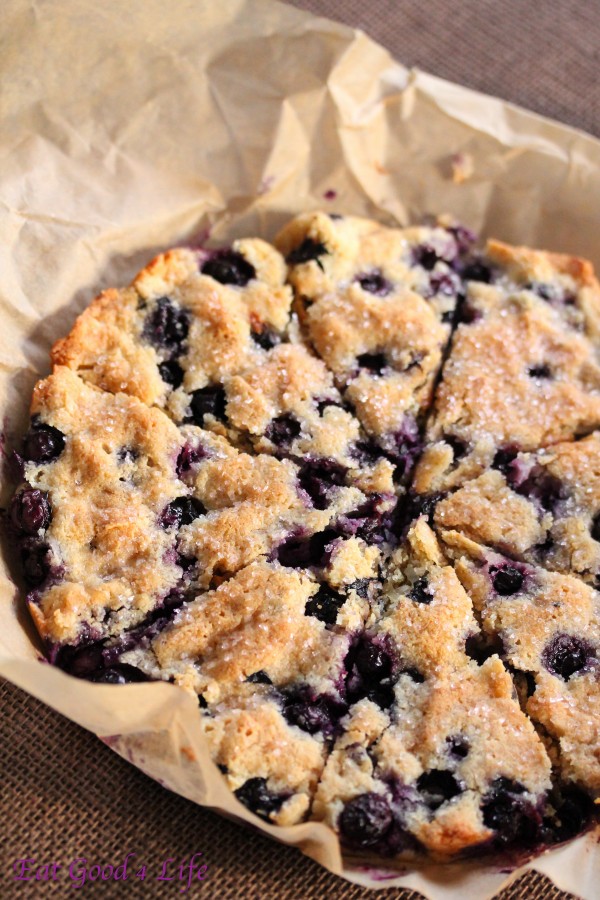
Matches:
[304,584,346,625]
[143,297,189,352]
[159,496,206,530]
[489,564,525,596]
[234,777,286,820]
[356,352,387,375]
[159,360,185,388]
[409,575,433,604]
[481,777,539,845]
[266,413,301,447]
[10,488,51,535]
[285,238,328,268]
[298,458,347,510]
[355,271,392,297]
[201,250,256,286]
[23,422,65,463]
[339,793,393,847]
[541,633,595,681]
[188,385,227,426]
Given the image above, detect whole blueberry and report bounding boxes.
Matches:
[143,297,189,353]
[339,793,393,846]
[356,270,393,297]
[542,633,595,681]
[188,385,227,426]
[234,778,284,820]
[201,250,256,286]
[286,238,328,268]
[23,423,65,463]
[490,564,525,596]
[159,360,184,389]
[20,542,51,587]
[10,488,51,535]
[160,496,206,530]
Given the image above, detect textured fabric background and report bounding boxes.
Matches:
[2,1,598,897]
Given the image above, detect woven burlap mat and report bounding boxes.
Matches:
[3,1,598,897]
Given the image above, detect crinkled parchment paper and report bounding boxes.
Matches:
[2,0,600,895]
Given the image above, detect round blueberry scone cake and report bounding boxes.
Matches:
[7,211,600,863]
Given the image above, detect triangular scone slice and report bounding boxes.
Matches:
[312,523,554,859]
[452,540,600,796]
[276,211,475,480]
[428,433,600,585]
[412,241,600,497]
[11,367,188,650]
[52,239,293,417]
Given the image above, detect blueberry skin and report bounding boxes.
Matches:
[188,385,227,426]
[201,250,256,287]
[286,238,328,267]
[23,422,66,463]
[489,564,525,596]
[234,777,286,821]
[304,584,346,625]
[10,488,51,535]
[159,496,206,530]
[542,633,596,681]
[143,297,190,353]
[338,793,393,847]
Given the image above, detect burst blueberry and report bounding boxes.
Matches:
[266,413,301,447]
[304,584,346,625]
[159,360,184,388]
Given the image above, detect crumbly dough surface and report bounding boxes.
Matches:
[10,215,600,860]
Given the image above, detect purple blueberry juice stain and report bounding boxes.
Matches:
[323,189,337,201]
